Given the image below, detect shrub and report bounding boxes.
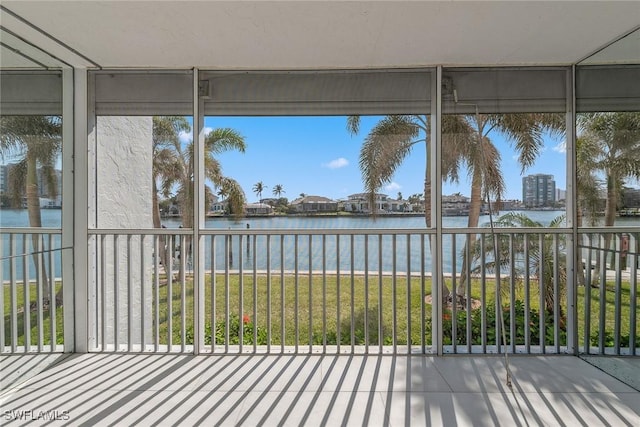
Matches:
[435,300,567,346]
[205,314,268,345]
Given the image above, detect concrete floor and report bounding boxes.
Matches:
[1,354,639,426]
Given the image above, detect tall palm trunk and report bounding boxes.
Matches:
[26,154,56,302]
[178,182,194,282]
[152,181,171,275]
[424,135,451,301]
[576,206,587,287]
[457,165,483,296]
[603,174,618,268]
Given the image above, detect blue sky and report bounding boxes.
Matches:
[196,115,567,203]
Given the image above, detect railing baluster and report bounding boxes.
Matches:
[495,234,501,354]
[420,234,425,353]
[466,233,472,353]
[0,234,4,352]
[154,235,160,353]
[407,233,412,354]
[294,235,298,353]
[524,234,531,353]
[266,235,271,353]
[614,234,622,355]
[509,234,516,354]
[309,234,313,353]
[350,234,355,353]
[280,235,284,353]
[254,233,258,353]
[480,233,486,353]
[553,234,560,353]
[224,235,230,353]
[538,234,545,353]
[127,235,133,352]
[239,235,244,353]
[392,234,397,354]
[584,233,593,353]
[598,234,607,354]
[100,235,106,351]
[364,234,369,354]
[322,235,327,353]
[211,235,216,352]
[10,235,17,353]
[23,234,30,352]
[378,234,383,354]
[36,235,43,352]
[629,233,637,356]
[336,234,341,354]
[167,235,173,352]
[180,235,187,353]
[114,235,120,352]
[48,234,56,351]
[451,234,457,353]
[140,235,146,352]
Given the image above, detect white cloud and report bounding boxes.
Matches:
[178,131,192,144]
[385,182,402,192]
[323,157,349,169]
[178,127,212,144]
[553,140,566,154]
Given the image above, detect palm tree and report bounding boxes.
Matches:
[577,112,640,269]
[153,117,247,228]
[349,112,563,300]
[575,135,604,286]
[470,212,567,321]
[0,115,62,301]
[253,181,266,203]
[152,117,247,278]
[272,184,285,198]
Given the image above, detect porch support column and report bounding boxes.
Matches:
[62,68,75,352]
[566,66,578,354]
[432,66,443,355]
[193,69,205,354]
[73,68,89,352]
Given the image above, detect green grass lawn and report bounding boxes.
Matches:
[4,274,638,349]
[2,281,63,347]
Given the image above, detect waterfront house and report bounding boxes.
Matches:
[245,202,273,215]
[290,195,337,213]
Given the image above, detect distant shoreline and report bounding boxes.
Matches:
[162,209,565,220]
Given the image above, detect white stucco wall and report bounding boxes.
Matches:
[96,116,153,350]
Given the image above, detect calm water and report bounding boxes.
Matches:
[2,209,639,281]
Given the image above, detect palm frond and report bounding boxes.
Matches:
[205,155,223,186]
[359,116,420,211]
[479,138,505,203]
[441,115,475,182]
[346,116,361,136]
[40,163,58,198]
[205,128,246,154]
[7,159,27,206]
[153,116,191,149]
[219,177,246,220]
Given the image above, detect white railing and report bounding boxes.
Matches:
[1,228,65,353]
[579,230,638,355]
[79,226,634,356]
[5,226,628,355]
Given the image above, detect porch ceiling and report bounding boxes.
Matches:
[1,1,639,69]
